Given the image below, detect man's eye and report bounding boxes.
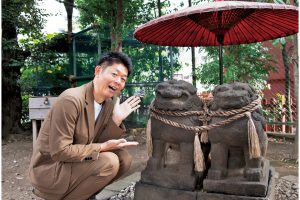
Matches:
[121,78,126,82]
[112,73,117,77]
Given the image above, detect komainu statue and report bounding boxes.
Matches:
[204,82,270,197]
[140,80,210,191]
[135,81,275,200]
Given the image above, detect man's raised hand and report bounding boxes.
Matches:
[112,96,141,126]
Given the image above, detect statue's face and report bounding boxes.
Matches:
[212,82,257,110]
[154,80,202,111]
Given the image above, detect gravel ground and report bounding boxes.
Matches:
[275,176,298,200]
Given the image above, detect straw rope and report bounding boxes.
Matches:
[146,97,262,173]
[149,99,261,132]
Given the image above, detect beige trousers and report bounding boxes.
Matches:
[34,149,132,200]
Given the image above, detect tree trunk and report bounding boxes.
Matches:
[64,0,74,75]
[292,34,298,159]
[282,43,292,123]
[2,65,24,138]
[64,0,74,44]
[2,1,27,138]
[110,0,122,52]
[115,0,123,52]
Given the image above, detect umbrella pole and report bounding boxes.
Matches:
[219,44,223,85]
[217,34,224,85]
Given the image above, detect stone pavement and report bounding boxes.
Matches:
[95,172,141,200]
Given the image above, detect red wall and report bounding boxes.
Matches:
[262,40,295,101]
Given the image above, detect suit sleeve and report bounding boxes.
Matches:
[49,96,101,162]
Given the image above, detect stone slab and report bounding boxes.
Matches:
[198,167,276,200]
[96,172,141,200]
[134,182,197,200]
[96,190,117,200]
[203,161,270,197]
[134,168,275,200]
[141,168,197,190]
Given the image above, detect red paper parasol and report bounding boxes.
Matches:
[134,1,298,84]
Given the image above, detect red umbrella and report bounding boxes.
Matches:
[134,1,298,84]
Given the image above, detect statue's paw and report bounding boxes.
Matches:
[244,168,263,181]
[207,169,227,180]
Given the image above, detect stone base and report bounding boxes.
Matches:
[203,161,271,197]
[134,181,197,200]
[140,168,197,190]
[134,168,275,200]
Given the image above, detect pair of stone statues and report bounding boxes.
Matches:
[135,80,274,200]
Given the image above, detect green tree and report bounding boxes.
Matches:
[270,0,298,159]
[18,33,71,125]
[197,43,276,90]
[2,0,47,138]
[74,0,181,83]
[76,0,144,51]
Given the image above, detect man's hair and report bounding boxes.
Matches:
[97,52,133,76]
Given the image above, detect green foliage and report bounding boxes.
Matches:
[197,43,277,90]
[142,89,155,105]
[122,45,180,83]
[262,93,285,124]
[19,33,70,94]
[2,0,47,38]
[21,94,31,129]
[2,0,49,133]
[74,0,182,84]
[76,0,144,38]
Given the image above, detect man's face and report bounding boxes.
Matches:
[94,63,128,100]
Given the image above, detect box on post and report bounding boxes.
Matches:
[29,96,58,147]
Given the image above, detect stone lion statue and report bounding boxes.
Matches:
[207,82,268,181]
[141,80,210,190]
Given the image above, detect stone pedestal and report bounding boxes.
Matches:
[140,167,197,190]
[134,181,197,200]
[203,160,271,197]
[134,168,275,200]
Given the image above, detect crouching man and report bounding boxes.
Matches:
[28,52,141,200]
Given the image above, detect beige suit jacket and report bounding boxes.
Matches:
[28,82,125,195]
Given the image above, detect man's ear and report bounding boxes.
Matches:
[94,65,103,76]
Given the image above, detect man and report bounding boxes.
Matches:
[28,52,141,200]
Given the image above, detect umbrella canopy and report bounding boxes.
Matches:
[134,1,298,84]
[134,1,298,46]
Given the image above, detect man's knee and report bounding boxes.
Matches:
[112,149,132,172]
[119,150,132,171]
[95,152,120,177]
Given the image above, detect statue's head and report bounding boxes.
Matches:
[154,80,202,111]
[211,82,258,110]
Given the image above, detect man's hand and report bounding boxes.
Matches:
[101,139,139,151]
[112,96,141,126]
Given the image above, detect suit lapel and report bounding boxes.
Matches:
[84,82,95,143]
